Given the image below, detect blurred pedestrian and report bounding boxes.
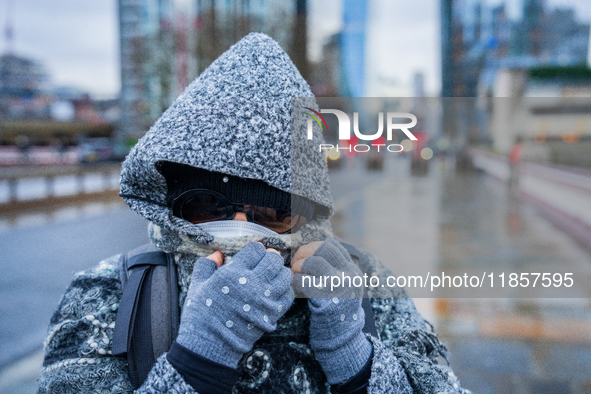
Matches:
[16,134,32,165]
[37,33,469,394]
[509,136,523,190]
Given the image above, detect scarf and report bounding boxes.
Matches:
[147,218,334,308]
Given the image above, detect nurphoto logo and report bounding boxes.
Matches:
[304,108,418,153]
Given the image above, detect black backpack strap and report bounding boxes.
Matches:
[151,253,180,359]
[113,244,179,389]
[338,240,379,338]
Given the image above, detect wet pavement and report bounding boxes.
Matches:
[0,198,149,371]
[1,155,591,393]
[329,155,591,394]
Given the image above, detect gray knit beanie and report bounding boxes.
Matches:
[119,33,332,240]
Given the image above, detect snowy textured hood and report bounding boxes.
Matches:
[119,33,332,242]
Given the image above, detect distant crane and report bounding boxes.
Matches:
[4,0,14,54]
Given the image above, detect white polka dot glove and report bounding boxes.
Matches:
[293,239,373,384]
[176,242,293,368]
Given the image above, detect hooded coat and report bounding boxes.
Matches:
[38,33,470,394]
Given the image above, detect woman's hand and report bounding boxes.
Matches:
[290,239,372,385]
[291,239,364,299]
[176,242,292,369]
[290,241,323,273]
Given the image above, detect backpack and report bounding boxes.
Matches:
[112,242,377,389]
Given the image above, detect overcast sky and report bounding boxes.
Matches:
[2,0,590,98]
[2,0,119,98]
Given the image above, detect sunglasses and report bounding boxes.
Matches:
[171,189,306,234]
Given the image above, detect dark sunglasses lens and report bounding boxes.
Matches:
[290,215,307,233]
[246,206,304,234]
[173,190,308,232]
[176,192,228,224]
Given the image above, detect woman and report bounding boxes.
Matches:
[38,33,469,394]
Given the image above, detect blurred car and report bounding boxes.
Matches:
[366,151,384,170]
[79,138,113,163]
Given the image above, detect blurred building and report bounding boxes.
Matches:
[0,54,116,148]
[441,0,591,159]
[513,2,590,65]
[0,53,50,119]
[310,33,343,97]
[440,0,464,97]
[487,65,591,169]
[118,0,308,143]
[441,0,590,98]
[340,0,367,97]
[311,0,413,98]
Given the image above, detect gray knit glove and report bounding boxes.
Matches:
[293,239,373,384]
[177,242,293,368]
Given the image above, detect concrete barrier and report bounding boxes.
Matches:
[0,163,121,206]
[471,149,591,249]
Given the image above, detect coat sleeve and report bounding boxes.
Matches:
[37,255,197,394]
[358,251,472,394]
